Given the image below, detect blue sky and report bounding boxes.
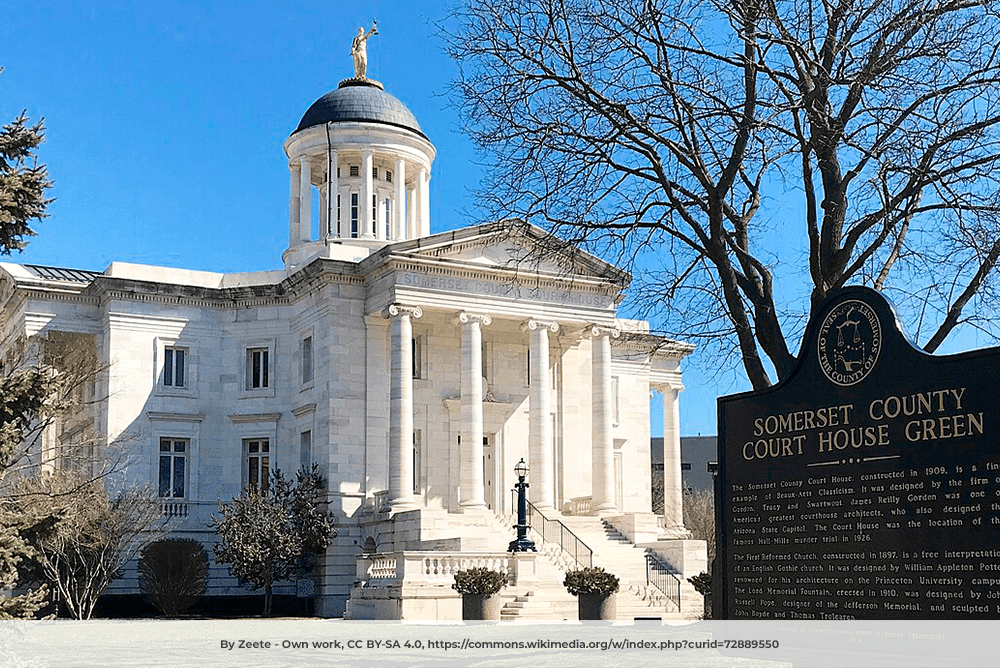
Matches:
[1,0,741,437]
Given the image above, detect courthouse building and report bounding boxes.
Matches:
[0,52,700,618]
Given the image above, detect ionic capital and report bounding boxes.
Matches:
[384,303,423,319]
[520,319,560,334]
[588,325,622,339]
[458,311,493,327]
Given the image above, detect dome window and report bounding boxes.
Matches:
[386,170,392,183]
[350,165,359,177]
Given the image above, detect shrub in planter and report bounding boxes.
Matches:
[563,566,620,620]
[452,567,507,620]
[138,538,209,617]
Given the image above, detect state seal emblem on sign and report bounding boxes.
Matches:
[817,299,882,386]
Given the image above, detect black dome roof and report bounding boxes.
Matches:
[294,80,426,139]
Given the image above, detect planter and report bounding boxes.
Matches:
[462,593,503,620]
[577,592,617,620]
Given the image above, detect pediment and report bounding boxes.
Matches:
[376,221,629,284]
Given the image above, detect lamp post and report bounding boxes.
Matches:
[508,458,536,552]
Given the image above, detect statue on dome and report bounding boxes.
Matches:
[351,21,378,79]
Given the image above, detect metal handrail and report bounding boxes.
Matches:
[645,550,681,611]
[514,492,593,568]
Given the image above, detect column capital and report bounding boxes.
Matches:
[384,303,423,319]
[650,380,685,394]
[588,324,621,339]
[299,154,311,165]
[521,319,559,333]
[458,311,492,326]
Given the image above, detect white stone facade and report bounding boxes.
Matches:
[0,74,695,618]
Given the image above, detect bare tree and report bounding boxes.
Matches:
[15,472,163,620]
[445,0,1000,389]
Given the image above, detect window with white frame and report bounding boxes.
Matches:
[413,430,421,493]
[246,347,269,390]
[245,438,270,492]
[384,197,391,239]
[300,430,312,470]
[163,346,186,387]
[159,438,187,498]
[412,336,423,379]
[301,335,313,384]
[351,192,359,237]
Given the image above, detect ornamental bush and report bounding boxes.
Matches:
[452,567,507,596]
[563,566,620,596]
[138,538,208,617]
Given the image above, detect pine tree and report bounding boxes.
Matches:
[0,68,50,253]
[0,67,54,618]
[213,466,335,616]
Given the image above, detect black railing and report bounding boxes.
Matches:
[645,551,681,610]
[513,493,593,568]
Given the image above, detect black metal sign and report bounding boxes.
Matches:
[717,287,1000,619]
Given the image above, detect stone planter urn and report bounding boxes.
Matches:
[462,593,503,620]
[577,592,617,620]
[452,567,507,621]
[563,566,620,621]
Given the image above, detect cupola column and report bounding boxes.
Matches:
[394,158,406,241]
[523,319,559,511]
[418,166,430,237]
[407,187,417,239]
[298,156,312,242]
[327,150,339,238]
[362,150,375,238]
[288,163,301,246]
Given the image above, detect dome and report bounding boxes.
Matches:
[293,80,426,139]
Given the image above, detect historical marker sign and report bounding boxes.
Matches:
[717,287,1000,619]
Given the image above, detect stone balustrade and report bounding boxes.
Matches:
[356,551,512,587]
[568,496,593,516]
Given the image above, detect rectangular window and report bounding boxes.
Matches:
[412,336,422,380]
[373,166,379,179]
[246,438,270,492]
[413,430,421,493]
[372,194,377,234]
[349,165,359,177]
[385,198,391,238]
[163,347,185,387]
[159,438,187,498]
[301,336,313,384]
[300,430,312,470]
[246,347,269,389]
[386,170,392,183]
[337,193,341,227]
[351,192,359,237]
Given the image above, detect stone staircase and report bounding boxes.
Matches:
[435,509,703,620]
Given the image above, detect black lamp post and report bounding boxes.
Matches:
[508,458,536,553]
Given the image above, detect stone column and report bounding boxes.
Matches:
[288,163,300,246]
[590,325,621,514]
[327,150,339,238]
[394,158,406,241]
[459,311,492,511]
[417,166,430,237]
[362,150,374,238]
[318,188,328,240]
[407,188,417,239]
[522,319,559,511]
[661,384,687,536]
[386,303,422,512]
[298,156,311,242]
